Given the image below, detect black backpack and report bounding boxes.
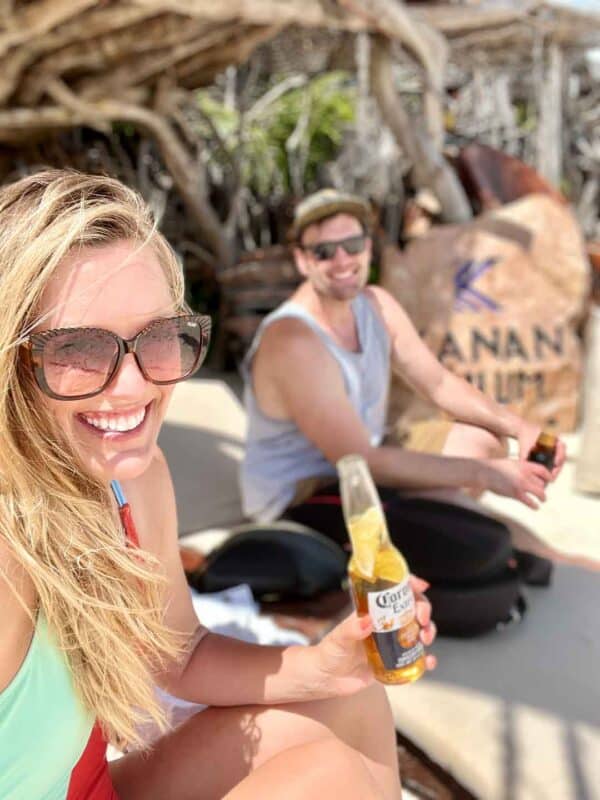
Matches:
[187,520,348,600]
[371,497,551,638]
[188,502,551,638]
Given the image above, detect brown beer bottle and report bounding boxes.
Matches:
[337,454,426,685]
[527,432,557,471]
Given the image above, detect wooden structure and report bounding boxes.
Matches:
[1,1,599,276]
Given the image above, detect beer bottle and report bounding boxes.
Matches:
[337,454,426,685]
[527,432,557,471]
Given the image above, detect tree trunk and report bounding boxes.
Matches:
[370,36,471,224]
[536,41,564,190]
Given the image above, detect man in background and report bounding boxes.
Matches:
[239,188,564,582]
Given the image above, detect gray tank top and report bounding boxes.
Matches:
[240,293,390,521]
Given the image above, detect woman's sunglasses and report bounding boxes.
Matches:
[304,234,368,262]
[22,314,211,401]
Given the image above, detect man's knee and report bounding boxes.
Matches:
[443,423,508,460]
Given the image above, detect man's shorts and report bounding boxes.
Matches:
[290,418,455,508]
[400,418,454,455]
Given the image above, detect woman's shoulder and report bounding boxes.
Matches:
[0,539,36,611]
[0,540,37,693]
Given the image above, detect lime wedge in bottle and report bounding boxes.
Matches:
[348,506,383,579]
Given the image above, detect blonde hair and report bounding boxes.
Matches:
[0,169,187,747]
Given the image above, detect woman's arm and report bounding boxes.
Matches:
[139,450,435,706]
[166,581,436,707]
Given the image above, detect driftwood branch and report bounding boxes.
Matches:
[340,0,447,148]
[370,36,472,223]
[0,0,97,57]
[41,79,234,269]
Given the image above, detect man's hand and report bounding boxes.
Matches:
[515,420,543,463]
[482,458,552,509]
[308,576,437,697]
[549,438,567,480]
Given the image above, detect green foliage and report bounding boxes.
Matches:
[514,100,536,133]
[195,72,356,197]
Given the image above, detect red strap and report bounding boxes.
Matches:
[303,494,342,506]
[303,493,390,512]
[66,723,119,799]
[64,484,135,798]
[118,503,140,548]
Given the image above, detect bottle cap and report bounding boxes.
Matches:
[537,432,557,448]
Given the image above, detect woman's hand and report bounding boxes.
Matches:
[307,576,437,698]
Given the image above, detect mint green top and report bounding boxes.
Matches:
[0,613,95,799]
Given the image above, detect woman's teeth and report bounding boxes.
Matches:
[82,407,146,433]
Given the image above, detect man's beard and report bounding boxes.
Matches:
[313,270,367,302]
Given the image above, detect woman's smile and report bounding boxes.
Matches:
[77,401,152,438]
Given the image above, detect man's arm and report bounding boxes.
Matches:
[255,317,550,507]
[366,286,548,462]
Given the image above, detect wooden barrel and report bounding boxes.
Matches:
[220,246,300,364]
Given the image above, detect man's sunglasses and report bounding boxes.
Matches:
[304,234,368,262]
[22,314,211,401]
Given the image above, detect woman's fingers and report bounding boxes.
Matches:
[409,574,430,595]
[425,653,437,671]
[420,620,436,647]
[415,596,432,628]
[335,612,373,643]
[410,575,436,649]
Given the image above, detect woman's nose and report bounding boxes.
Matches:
[106,352,149,395]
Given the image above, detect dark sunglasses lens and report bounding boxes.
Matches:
[137,317,208,383]
[42,331,119,398]
[343,235,366,255]
[311,236,366,261]
[312,242,336,261]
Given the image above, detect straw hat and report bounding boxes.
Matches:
[291,188,372,241]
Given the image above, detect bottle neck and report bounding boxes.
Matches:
[537,432,557,449]
[379,514,391,547]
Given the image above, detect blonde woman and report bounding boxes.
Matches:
[0,169,436,800]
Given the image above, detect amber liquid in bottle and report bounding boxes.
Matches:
[338,455,426,685]
[527,432,557,471]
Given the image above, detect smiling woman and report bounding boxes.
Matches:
[0,169,436,800]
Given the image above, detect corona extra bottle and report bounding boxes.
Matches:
[337,454,426,685]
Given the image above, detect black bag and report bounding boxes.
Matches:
[191,521,348,601]
[190,502,551,638]
[286,491,553,638]
[382,498,555,637]
[425,566,527,637]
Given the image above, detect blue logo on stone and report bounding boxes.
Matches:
[454,258,501,312]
